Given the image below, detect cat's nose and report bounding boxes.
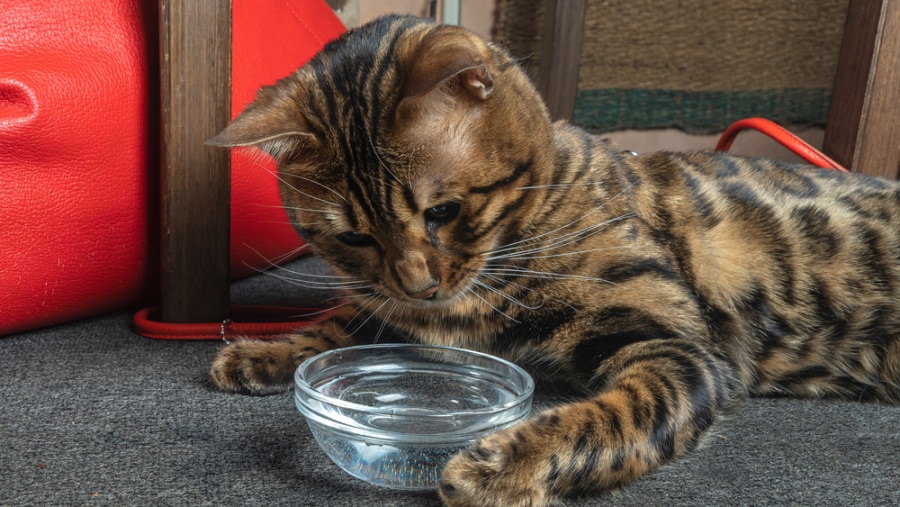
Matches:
[406,284,439,300]
[394,252,439,299]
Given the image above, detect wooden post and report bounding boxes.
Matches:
[823,0,900,179]
[159,0,232,322]
[538,0,587,121]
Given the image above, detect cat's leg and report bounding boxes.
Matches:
[209,306,374,394]
[439,338,734,507]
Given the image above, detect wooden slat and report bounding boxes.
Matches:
[159,0,232,322]
[538,0,587,121]
[823,0,900,179]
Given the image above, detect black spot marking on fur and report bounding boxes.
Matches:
[791,205,840,257]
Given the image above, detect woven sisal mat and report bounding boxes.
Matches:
[493,0,849,133]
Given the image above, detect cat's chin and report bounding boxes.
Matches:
[398,290,452,307]
[392,286,469,310]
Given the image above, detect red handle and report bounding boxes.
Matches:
[134,305,323,341]
[715,117,848,172]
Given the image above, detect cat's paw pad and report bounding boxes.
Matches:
[439,428,555,507]
[209,340,306,395]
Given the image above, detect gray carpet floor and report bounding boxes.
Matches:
[1,256,897,506]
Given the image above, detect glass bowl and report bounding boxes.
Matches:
[293,343,534,490]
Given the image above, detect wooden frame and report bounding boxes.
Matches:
[537,0,587,121]
[159,0,232,323]
[538,0,899,180]
[823,0,900,179]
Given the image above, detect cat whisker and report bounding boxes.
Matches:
[344,296,392,338]
[281,173,349,204]
[246,254,362,282]
[465,286,521,324]
[370,140,407,188]
[272,170,342,208]
[472,279,543,311]
[258,267,372,291]
[246,202,335,219]
[252,263,365,286]
[281,205,337,215]
[486,208,632,257]
[486,213,597,256]
[248,264,370,292]
[485,182,638,256]
[317,291,376,308]
[480,273,577,311]
[335,291,380,299]
[496,245,638,261]
[262,263,356,280]
[284,301,355,320]
[516,181,600,190]
[248,203,302,210]
[241,242,312,267]
[249,219,311,228]
[486,214,635,261]
[452,287,478,311]
[242,246,368,290]
[481,266,617,286]
[334,294,380,337]
[486,228,602,260]
[372,300,399,344]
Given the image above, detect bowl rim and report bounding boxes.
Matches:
[294,343,535,426]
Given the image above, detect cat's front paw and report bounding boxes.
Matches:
[439,425,556,507]
[209,339,311,395]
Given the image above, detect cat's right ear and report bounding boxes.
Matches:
[206,89,316,163]
[396,25,494,120]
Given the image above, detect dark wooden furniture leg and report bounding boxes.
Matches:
[538,0,587,121]
[823,0,900,179]
[159,0,232,322]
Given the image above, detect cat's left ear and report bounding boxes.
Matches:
[399,25,494,112]
[206,84,316,162]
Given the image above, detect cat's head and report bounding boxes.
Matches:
[209,15,554,308]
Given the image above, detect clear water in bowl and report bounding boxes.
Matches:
[318,366,520,433]
[307,421,462,489]
[295,344,534,490]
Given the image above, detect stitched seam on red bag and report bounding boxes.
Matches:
[281,0,325,46]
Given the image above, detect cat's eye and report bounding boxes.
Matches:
[424,202,460,224]
[337,231,374,246]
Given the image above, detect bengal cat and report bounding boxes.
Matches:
[207,15,899,507]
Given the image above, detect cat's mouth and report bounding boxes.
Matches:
[388,283,466,308]
[405,284,440,300]
[397,286,446,305]
[376,258,482,307]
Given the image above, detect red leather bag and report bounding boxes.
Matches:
[0,1,345,336]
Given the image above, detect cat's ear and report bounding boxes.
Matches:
[399,25,494,112]
[206,87,316,162]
